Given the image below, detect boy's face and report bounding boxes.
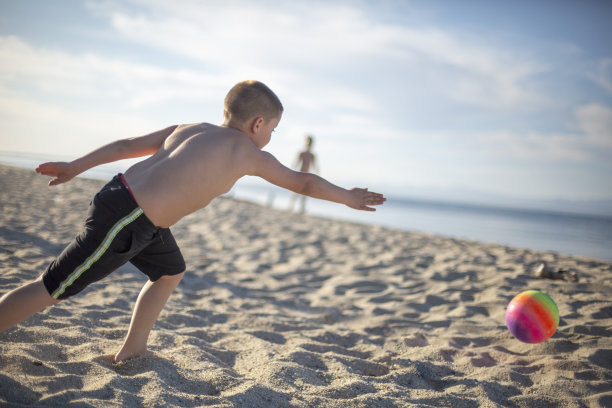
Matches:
[255,116,281,149]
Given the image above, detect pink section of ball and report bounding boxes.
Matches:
[505,290,559,343]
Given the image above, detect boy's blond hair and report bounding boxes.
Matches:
[224,80,283,125]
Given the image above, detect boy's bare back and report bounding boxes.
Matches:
[124,123,265,228]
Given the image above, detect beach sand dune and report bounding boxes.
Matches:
[1,164,611,407]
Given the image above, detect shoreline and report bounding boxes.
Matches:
[2,157,612,262]
[1,164,611,407]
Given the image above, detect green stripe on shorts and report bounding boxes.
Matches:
[52,207,144,299]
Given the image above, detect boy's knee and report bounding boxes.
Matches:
[34,276,62,306]
[158,272,184,284]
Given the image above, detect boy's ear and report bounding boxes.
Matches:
[250,116,264,134]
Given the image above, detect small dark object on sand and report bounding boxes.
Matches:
[534,262,578,282]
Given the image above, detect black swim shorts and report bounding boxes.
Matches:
[42,174,186,300]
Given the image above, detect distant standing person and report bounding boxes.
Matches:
[289,135,319,214]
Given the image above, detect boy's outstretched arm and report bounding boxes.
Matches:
[249,150,386,211]
[36,125,178,185]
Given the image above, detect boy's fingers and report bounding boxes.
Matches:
[351,188,385,210]
[366,192,386,205]
[366,191,384,198]
[36,164,56,176]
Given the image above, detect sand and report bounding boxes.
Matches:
[0,163,611,407]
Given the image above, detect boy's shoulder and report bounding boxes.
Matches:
[184,122,259,153]
[176,122,223,132]
[174,122,248,141]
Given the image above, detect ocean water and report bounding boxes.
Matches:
[231,181,612,262]
[2,152,611,262]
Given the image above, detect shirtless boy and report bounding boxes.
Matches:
[0,80,385,362]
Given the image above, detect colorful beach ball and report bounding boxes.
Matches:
[505,290,559,343]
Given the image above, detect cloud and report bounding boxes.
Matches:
[435,102,612,163]
[587,58,612,95]
[389,28,548,109]
[0,35,228,154]
[576,104,612,149]
[0,35,228,108]
[465,130,589,162]
[0,91,150,151]
[2,0,610,201]
[92,0,548,112]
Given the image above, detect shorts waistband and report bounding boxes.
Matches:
[106,174,159,232]
[119,174,138,204]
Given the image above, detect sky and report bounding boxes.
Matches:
[1,0,611,212]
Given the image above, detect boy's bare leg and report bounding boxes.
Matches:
[299,195,306,214]
[0,277,60,332]
[288,192,296,211]
[114,272,184,362]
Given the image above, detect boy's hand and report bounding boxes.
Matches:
[347,188,386,211]
[35,162,76,186]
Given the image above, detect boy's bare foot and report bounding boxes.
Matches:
[113,347,151,363]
